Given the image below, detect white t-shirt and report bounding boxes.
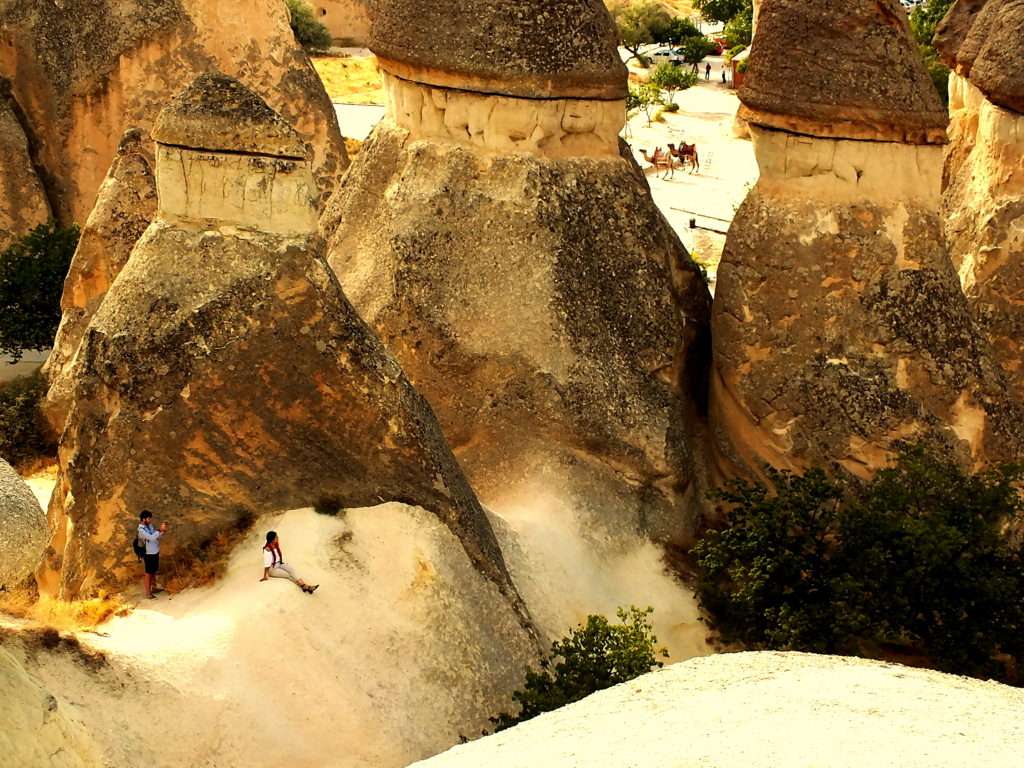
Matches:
[263,548,283,568]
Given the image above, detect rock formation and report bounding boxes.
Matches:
[0,0,346,225]
[39,74,525,630]
[937,0,1024,402]
[711,0,1021,479]
[0,459,46,591]
[0,79,49,250]
[311,0,370,45]
[411,652,1024,768]
[322,0,712,647]
[42,129,157,434]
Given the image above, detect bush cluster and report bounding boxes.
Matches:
[0,370,55,469]
[695,444,1024,683]
[285,0,332,51]
[491,606,667,731]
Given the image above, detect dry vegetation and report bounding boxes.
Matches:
[0,588,127,632]
[311,54,384,104]
[607,0,697,17]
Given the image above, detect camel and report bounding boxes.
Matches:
[638,147,676,179]
[668,142,700,173]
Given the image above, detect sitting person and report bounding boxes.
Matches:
[260,531,319,594]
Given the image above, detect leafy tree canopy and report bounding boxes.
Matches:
[695,444,1024,684]
[285,0,332,51]
[491,607,668,731]
[0,222,79,362]
[909,0,955,45]
[692,0,752,25]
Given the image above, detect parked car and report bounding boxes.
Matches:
[650,47,685,66]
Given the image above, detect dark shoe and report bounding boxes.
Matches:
[308,584,319,595]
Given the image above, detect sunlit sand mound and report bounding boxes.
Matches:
[2,505,536,768]
[414,651,1024,768]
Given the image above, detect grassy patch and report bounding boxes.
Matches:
[311,55,384,105]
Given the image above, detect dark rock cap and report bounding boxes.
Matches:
[369,0,627,100]
[739,0,949,143]
[942,0,1024,114]
[152,73,308,157]
[934,0,989,70]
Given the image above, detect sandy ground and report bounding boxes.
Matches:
[624,62,759,289]
[413,651,1024,768]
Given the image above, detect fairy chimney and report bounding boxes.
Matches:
[710,0,1023,480]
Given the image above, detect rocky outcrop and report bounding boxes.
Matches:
[0,80,49,250]
[42,129,157,435]
[311,0,370,45]
[937,0,1024,402]
[323,0,712,647]
[0,0,346,225]
[39,75,524,628]
[412,652,1024,767]
[0,459,46,591]
[711,0,1022,479]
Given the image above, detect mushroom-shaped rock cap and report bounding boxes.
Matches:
[941,0,1024,114]
[934,0,989,70]
[152,73,308,158]
[369,0,627,100]
[739,0,949,144]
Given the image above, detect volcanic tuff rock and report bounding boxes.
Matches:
[0,459,46,591]
[712,0,1022,479]
[324,0,712,647]
[0,80,49,250]
[738,0,948,143]
[42,129,157,435]
[938,0,1024,402]
[370,0,627,99]
[0,0,346,225]
[40,75,525,628]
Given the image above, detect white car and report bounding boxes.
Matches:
[650,47,685,66]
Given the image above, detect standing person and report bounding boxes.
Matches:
[137,511,167,599]
[722,67,727,84]
[705,62,712,80]
[260,531,318,594]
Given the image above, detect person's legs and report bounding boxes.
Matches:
[269,564,303,587]
[143,555,159,598]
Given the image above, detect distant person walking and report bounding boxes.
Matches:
[137,511,167,599]
[260,531,318,594]
[705,62,712,80]
[722,68,727,84]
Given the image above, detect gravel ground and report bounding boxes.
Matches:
[412,651,1024,768]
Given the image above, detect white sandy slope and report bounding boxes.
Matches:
[3,504,537,768]
[412,651,1024,768]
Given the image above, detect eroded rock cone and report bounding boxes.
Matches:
[937,0,1024,402]
[0,459,46,592]
[40,75,526,629]
[711,0,1022,479]
[0,0,346,225]
[42,128,157,435]
[323,0,712,649]
[0,79,49,250]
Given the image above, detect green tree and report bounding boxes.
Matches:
[692,0,752,25]
[609,0,673,65]
[651,63,699,104]
[694,444,1024,683]
[0,370,55,468]
[723,9,753,46]
[628,82,664,126]
[285,0,332,51]
[910,0,955,105]
[491,607,668,731]
[663,17,702,44]
[679,36,719,67]
[0,222,79,362]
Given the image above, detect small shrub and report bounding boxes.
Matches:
[314,495,345,516]
[285,0,332,51]
[695,444,1024,683]
[662,102,680,113]
[491,606,667,731]
[724,44,747,63]
[0,370,55,469]
[0,221,79,362]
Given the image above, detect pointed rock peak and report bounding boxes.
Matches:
[369,0,627,100]
[739,0,949,144]
[152,73,308,158]
[934,0,990,72]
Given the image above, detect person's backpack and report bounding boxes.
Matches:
[132,528,146,561]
